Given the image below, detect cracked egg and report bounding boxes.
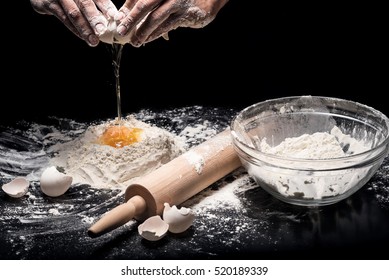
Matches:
[98,125,142,148]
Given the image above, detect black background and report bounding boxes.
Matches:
[2,1,386,124]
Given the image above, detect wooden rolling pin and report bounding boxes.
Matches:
[88,129,241,238]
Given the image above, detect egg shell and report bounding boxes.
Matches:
[163,203,195,234]
[99,17,147,45]
[138,215,169,241]
[98,19,133,45]
[1,177,29,198]
[98,20,117,44]
[40,166,73,197]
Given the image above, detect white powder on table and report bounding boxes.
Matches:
[251,126,371,200]
[179,121,218,145]
[184,172,254,211]
[48,208,60,216]
[48,115,185,190]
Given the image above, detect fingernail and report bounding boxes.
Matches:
[95,23,106,35]
[115,11,125,21]
[107,8,117,18]
[133,40,143,47]
[117,25,126,36]
[88,34,99,46]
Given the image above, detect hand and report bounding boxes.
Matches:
[30,0,119,46]
[115,0,229,46]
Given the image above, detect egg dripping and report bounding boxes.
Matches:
[98,125,143,148]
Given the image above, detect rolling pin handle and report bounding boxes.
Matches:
[87,195,146,238]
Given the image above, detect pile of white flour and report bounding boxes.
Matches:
[48,115,185,189]
[251,126,371,200]
[260,126,367,159]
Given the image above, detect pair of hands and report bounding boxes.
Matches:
[30,0,229,47]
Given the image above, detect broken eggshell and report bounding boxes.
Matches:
[98,14,158,45]
[98,19,135,45]
[138,215,169,241]
[1,177,30,198]
[98,20,118,44]
[40,166,73,197]
[163,203,195,234]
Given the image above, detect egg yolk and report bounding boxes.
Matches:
[98,126,142,148]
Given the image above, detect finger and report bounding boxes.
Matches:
[37,1,83,39]
[31,0,61,16]
[116,0,163,37]
[142,13,182,45]
[94,0,119,18]
[30,0,53,15]
[59,0,99,46]
[142,4,214,44]
[75,0,109,36]
[131,1,181,46]
[114,0,137,21]
[53,7,83,38]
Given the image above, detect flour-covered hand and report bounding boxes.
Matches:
[115,0,229,46]
[30,0,118,46]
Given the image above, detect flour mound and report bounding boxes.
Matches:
[49,115,185,189]
[259,126,369,159]
[260,131,345,159]
[252,126,371,199]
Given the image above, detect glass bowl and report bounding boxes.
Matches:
[230,96,389,206]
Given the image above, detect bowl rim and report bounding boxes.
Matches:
[230,95,389,162]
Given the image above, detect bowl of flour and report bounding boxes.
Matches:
[231,96,389,206]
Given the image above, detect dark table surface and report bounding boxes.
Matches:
[1,106,389,260]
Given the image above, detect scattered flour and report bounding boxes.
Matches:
[80,215,95,224]
[49,115,186,189]
[184,151,205,174]
[367,158,389,207]
[184,173,254,212]
[180,121,217,141]
[48,208,60,216]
